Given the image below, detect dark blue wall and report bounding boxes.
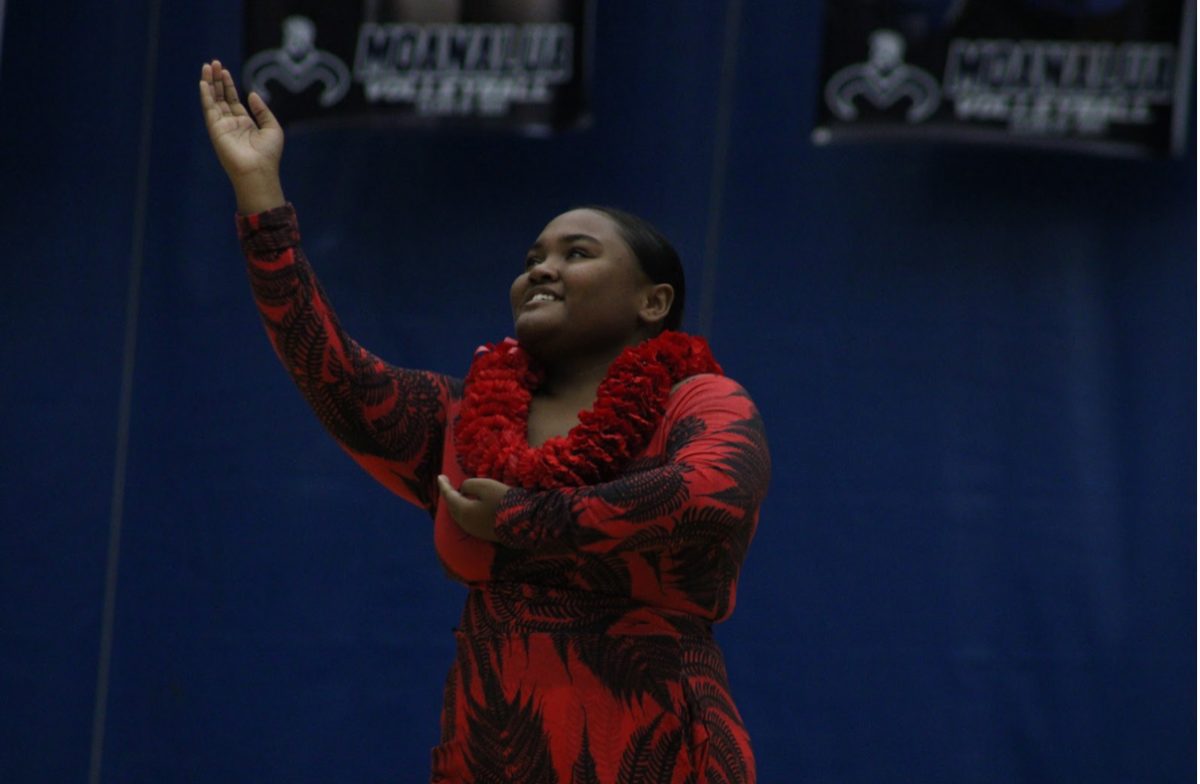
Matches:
[1,2,1194,782]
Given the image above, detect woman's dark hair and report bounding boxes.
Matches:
[577,205,685,332]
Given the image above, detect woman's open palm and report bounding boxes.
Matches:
[199,60,283,180]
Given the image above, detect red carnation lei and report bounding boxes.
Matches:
[454,331,722,490]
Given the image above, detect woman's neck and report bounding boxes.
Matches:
[538,338,643,402]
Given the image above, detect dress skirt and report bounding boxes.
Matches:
[431,583,756,784]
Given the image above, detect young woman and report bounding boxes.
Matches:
[200,59,769,784]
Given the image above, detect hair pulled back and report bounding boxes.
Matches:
[577,205,685,332]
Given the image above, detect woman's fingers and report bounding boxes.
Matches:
[437,474,460,503]
[207,60,239,118]
[247,91,279,130]
[460,477,509,504]
[214,61,235,114]
[210,61,227,108]
[203,60,272,131]
[220,65,250,118]
[200,61,230,120]
[438,475,472,519]
[199,65,213,111]
[199,63,216,110]
[438,475,501,541]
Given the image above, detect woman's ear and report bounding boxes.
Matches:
[638,283,675,326]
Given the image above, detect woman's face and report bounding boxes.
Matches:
[510,209,654,362]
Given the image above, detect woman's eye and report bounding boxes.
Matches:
[524,256,541,269]
[566,247,588,259]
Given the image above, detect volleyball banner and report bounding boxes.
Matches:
[242,0,592,133]
[814,1,1194,156]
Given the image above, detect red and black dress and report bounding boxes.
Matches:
[239,205,771,784]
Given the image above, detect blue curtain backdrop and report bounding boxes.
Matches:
[0,2,1194,782]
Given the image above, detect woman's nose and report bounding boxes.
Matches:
[528,259,559,282]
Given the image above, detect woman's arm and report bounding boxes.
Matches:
[240,206,458,512]
[201,60,455,512]
[483,374,769,617]
[491,374,770,555]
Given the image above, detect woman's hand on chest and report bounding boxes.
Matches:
[437,475,511,543]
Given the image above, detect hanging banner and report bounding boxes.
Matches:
[813,1,1195,156]
[242,0,592,133]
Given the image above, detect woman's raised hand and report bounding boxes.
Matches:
[198,60,286,214]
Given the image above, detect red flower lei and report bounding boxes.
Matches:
[454,331,723,490]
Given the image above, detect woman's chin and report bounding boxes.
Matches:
[514,309,558,339]
[514,319,554,352]
[517,322,587,366]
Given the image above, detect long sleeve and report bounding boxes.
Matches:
[491,373,770,619]
[237,204,460,513]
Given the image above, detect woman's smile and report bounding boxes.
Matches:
[522,287,563,307]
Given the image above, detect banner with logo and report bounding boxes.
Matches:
[814,1,1194,156]
[243,0,592,133]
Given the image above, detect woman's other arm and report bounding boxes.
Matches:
[200,61,456,512]
[488,375,771,615]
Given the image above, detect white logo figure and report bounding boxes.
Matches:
[244,16,351,107]
[825,30,940,123]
